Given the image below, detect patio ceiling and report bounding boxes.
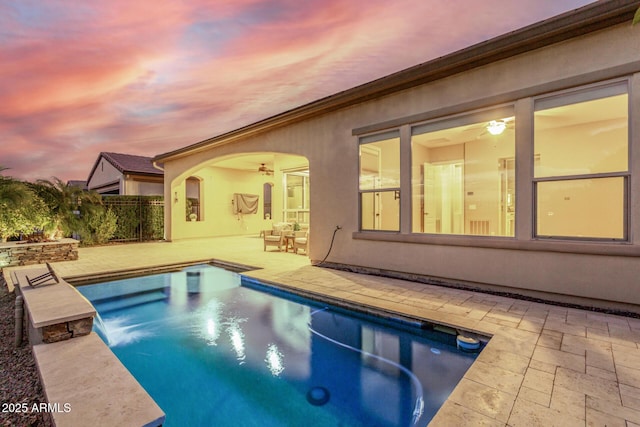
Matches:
[209,153,308,173]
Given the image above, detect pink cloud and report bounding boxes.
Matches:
[0,0,595,182]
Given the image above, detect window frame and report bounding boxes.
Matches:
[409,104,517,238]
[532,80,630,241]
[358,130,401,232]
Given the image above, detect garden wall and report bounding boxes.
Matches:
[0,238,79,269]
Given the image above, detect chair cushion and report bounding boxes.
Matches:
[294,238,307,244]
[265,236,281,242]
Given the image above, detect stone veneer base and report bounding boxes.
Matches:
[0,238,79,269]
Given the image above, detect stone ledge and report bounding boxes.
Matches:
[33,333,165,427]
[10,266,96,345]
[0,238,79,269]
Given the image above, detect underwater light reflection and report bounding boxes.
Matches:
[265,344,285,376]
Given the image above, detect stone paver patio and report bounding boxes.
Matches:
[23,236,640,426]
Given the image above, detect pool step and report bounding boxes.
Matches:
[95,291,167,314]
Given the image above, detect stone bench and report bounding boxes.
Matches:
[33,333,165,427]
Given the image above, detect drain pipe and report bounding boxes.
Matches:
[316,225,342,266]
[15,295,23,347]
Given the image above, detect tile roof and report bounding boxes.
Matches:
[86,152,163,186]
[100,152,163,176]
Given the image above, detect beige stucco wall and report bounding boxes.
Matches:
[162,23,640,310]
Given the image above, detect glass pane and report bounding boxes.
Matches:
[534,93,628,177]
[283,171,310,225]
[411,113,515,236]
[536,177,624,239]
[361,191,400,231]
[359,137,400,190]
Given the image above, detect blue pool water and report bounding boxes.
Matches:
[78,264,480,427]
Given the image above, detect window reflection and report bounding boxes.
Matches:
[359,132,400,231]
[534,84,628,239]
[411,110,516,236]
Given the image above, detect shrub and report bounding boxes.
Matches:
[90,209,118,244]
[0,181,52,241]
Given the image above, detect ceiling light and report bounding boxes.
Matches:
[486,120,507,135]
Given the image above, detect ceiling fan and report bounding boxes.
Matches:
[462,117,515,138]
[258,163,274,176]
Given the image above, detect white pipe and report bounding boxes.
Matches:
[14,295,23,346]
[152,160,164,172]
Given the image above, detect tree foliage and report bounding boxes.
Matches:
[0,168,49,241]
[28,178,102,237]
[0,168,115,244]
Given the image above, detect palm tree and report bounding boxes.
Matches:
[29,177,102,237]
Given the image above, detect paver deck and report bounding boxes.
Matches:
[24,236,640,426]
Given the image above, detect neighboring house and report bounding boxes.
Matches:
[153,3,640,312]
[87,152,164,196]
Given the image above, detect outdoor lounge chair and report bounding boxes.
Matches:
[263,230,285,251]
[292,230,309,254]
[26,263,60,287]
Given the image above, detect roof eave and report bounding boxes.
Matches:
[153,0,639,163]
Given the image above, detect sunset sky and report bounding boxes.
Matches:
[1,0,595,182]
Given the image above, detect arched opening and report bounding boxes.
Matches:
[186,176,202,221]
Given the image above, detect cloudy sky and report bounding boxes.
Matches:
[1,0,595,182]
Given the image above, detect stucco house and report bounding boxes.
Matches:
[87,152,164,196]
[153,2,640,313]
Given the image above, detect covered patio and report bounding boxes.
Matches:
[9,236,640,426]
[163,152,310,242]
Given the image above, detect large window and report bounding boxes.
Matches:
[411,107,515,236]
[359,131,400,231]
[534,83,628,240]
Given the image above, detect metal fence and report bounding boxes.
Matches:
[103,196,164,242]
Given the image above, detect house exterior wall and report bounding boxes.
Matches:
[123,178,164,196]
[87,158,122,193]
[161,23,640,311]
[174,166,279,239]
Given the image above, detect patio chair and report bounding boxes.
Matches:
[293,230,309,254]
[26,263,60,287]
[263,230,285,251]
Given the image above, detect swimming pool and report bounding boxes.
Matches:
[78,264,480,427]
